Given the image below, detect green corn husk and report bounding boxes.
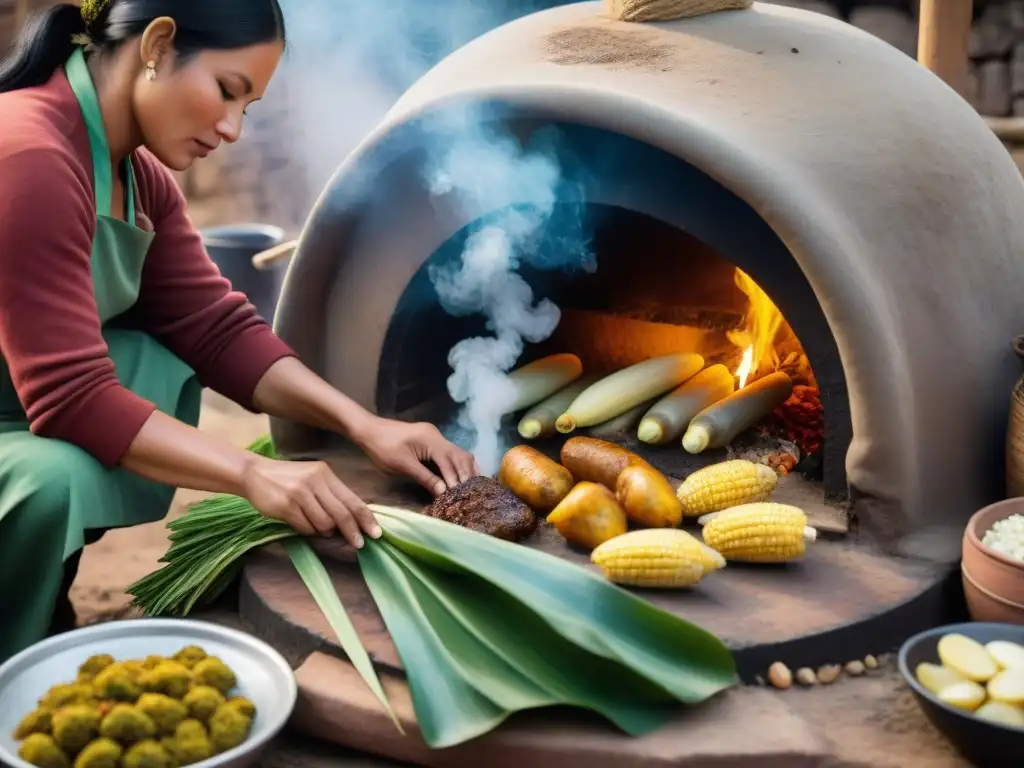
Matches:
[129,434,737,749]
[284,538,403,733]
[368,507,737,749]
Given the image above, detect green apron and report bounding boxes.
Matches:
[0,49,202,662]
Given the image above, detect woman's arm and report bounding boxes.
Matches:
[121,411,381,543]
[250,357,376,443]
[252,357,479,494]
[119,410,381,544]
[127,152,296,410]
[119,410,252,496]
[0,147,161,466]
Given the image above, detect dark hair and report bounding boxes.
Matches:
[0,0,286,94]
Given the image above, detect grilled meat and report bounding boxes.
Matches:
[422,476,536,541]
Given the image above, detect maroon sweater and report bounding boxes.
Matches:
[0,67,296,467]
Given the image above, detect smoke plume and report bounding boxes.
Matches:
[425,123,595,474]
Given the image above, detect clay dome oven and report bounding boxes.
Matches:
[269,1,1024,562]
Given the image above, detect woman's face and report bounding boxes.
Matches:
[133,42,283,171]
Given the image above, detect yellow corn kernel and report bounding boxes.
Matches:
[590,528,726,588]
[676,460,778,517]
[700,503,816,563]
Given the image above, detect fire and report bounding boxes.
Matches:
[734,346,754,389]
[727,268,785,388]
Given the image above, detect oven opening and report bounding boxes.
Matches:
[376,201,852,533]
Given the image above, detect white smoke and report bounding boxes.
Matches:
[426,130,593,474]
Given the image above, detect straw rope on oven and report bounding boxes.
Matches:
[605,0,752,23]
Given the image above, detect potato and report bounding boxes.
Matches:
[937,680,987,712]
[560,437,652,491]
[915,662,966,695]
[987,668,1024,706]
[615,464,683,528]
[986,641,1024,671]
[937,634,1000,682]
[546,482,628,551]
[974,701,1024,728]
[499,446,574,513]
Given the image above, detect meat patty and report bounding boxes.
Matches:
[422,476,536,541]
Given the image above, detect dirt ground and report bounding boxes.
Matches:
[70,391,270,626]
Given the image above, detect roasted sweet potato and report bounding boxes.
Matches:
[498,446,574,512]
[546,482,628,550]
[615,464,683,528]
[559,436,651,491]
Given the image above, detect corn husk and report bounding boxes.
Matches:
[129,436,737,749]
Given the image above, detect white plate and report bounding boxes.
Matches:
[0,618,297,768]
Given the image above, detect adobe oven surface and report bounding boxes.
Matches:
[271,1,1024,563]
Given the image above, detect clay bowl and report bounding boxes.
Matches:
[962,498,1024,625]
[898,622,1024,767]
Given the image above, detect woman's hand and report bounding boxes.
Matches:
[241,456,382,547]
[355,417,480,497]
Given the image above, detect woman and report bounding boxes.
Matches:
[0,0,479,662]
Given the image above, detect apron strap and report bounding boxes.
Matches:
[64,48,135,224]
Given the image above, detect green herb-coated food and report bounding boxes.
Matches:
[12,649,256,767]
[129,436,737,749]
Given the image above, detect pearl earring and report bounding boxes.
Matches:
[145,61,157,82]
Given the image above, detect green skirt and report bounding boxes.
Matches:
[0,330,201,663]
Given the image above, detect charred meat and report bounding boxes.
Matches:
[422,476,536,541]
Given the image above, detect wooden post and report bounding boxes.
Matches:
[917,0,974,97]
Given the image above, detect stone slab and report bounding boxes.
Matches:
[289,652,831,768]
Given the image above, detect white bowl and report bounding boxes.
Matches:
[0,618,297,768]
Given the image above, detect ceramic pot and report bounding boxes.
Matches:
[962,498,1024,625]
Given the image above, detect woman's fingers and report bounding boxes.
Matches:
[433,453,462,492]
[327,474,382,540]
[452,450,478,484]
[295,487,336,538]
[400,458,448,497]
[312,483,363,546]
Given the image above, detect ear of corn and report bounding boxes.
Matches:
[676,459,778,517]
[591,529,726,588]
[700,503,817,563]
[637,364,735,445]
[517,376,597,439]
[682,371,793,454]
[555,353,705,433]
[507,353,584,415]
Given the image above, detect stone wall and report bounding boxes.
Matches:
[966,2,1024,115]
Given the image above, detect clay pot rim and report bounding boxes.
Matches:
[965,499,1024,571]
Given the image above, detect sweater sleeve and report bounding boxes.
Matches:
[0,148,158,467]
[130,152,296,410]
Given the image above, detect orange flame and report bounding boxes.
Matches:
[727,268,784,388]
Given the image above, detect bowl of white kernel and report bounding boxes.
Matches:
[963,498,1024,625]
